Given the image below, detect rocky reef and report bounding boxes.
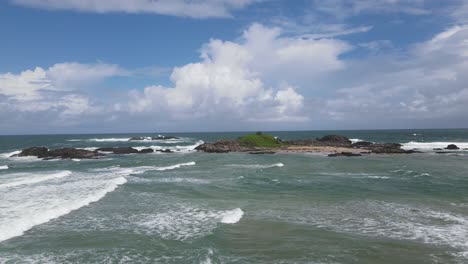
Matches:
[12,146,174,160]
[195,133,416,156]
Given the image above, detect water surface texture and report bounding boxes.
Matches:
[1,129,468,263]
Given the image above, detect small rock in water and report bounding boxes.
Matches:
[445,144,460,150]
[328,152,362,157]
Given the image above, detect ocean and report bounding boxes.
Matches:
[0,129,468,264]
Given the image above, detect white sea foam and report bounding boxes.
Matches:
[228,163,284,169]
[0,170,72,189]
[0,165,8,170]
[0,168,131,242]
[365,176,390,179]
[133,141,204,154]
[350,138,364,143]
[276,201,468,259]
[89,138,131,142]
[154,162,196,171]
[402,141,468,151]
[135,206,243,241]
[1,150,21,158]
[93,162,196,175]
[221,208,244,224]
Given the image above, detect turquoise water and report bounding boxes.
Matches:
[0,129,468,263]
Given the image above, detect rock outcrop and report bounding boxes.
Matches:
[366,143,414,154]
[15,147,102,159]
[445,144,460,150]
[195,140,253,153]
[17,147,49,157]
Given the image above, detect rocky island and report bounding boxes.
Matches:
[195,132,418,156]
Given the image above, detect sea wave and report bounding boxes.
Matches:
[0,170,72,189]
[89,138,131,142]
[133,140,204,153]
[270,201,468,259]
[0,150,21,159]
[350,138,364,143]
[402,141,468,151]
[134,206,243,241]
[0,168,132,242]
[0,165,8,170]
[227,163,284,169]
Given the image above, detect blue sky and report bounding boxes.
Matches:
[1,0,468,134]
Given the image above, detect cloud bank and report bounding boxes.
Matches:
[2,18,468,133]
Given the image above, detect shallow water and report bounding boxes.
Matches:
[0,129,468,263]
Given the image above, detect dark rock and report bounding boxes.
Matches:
[366,143,411,154]
[436,151,451,154]
[156,149,174,153]
[151,135,179,140]
[445,144,460,150]
[328,152,362,157]
[317,135,352,145]
[46,148,102,159]
[96,147,139,154]
[16,147,101,159]
[139,148,154,153]
[433,148,443,151]
[129,135,179,141]
[249,151,276,154]
[195,140,253,153]
[17,147,48,157]
[129,136,151,141]
[352,141,374,148]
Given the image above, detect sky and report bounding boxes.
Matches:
[1,0,468,134]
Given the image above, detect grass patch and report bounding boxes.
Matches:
[237,132,282,148]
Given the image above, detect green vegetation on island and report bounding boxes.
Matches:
[237,132,283,148]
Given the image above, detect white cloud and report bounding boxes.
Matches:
[11,0,258,18]
[127,24,350,122]
[0,67,51,101]
[47,62,127,89]
[0,62,122,118]
[322,24,468,126]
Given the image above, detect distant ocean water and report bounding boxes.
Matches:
[1,129,468,264]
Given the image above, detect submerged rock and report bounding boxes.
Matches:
[139,148,154,153]
[129,135,179,141]
[152,135,179,140]
[366,143,413,154]
[156,149,174,153]
[129,136,151,141]
[445,144,460,150]
[96,147,140,154]
[328,152,362,157]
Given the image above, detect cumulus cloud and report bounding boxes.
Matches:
[322,24,468,127]
[127,24,350,122]
[11,0,258,18]
[0,62,124,121]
